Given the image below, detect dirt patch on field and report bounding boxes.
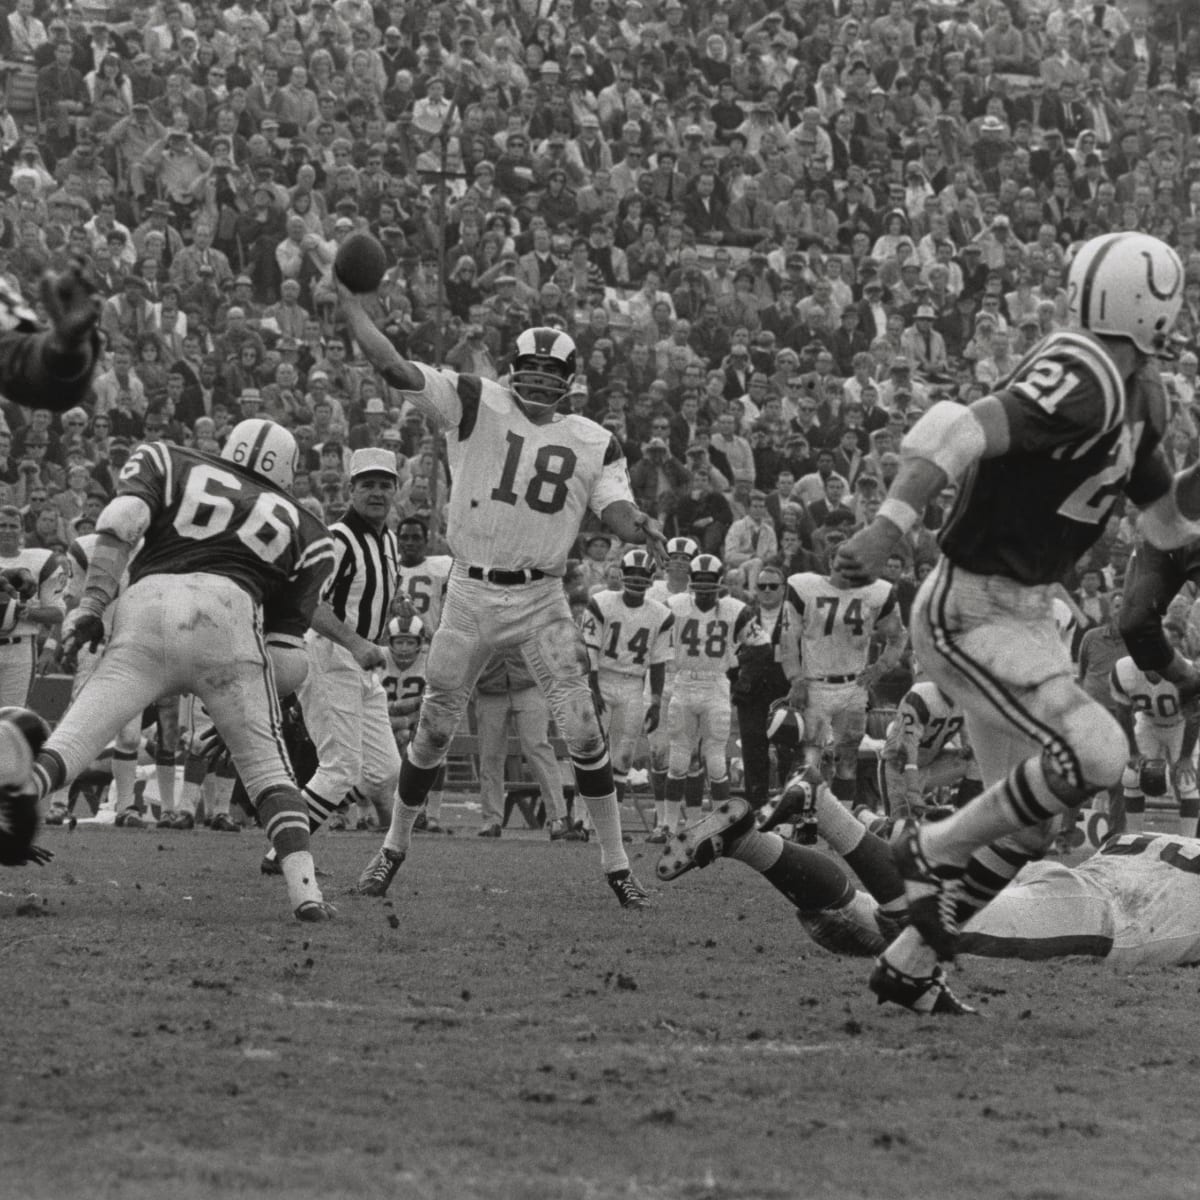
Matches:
[2,812,1199,1200]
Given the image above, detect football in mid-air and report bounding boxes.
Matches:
[334,232,388,294]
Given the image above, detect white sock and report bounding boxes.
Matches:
[1126,810,1145,833]
[426,790,443,821]
[205,774,233,816]
[112,756,138,812]
[281,850,322,908]
[654,800,666,828]
[665,799,683,828]
[177,779,200,817]
[881,925,939,979]
[727,828,784,872]
[384,800,421,854]
[1180,815,1199,838]
[156,764,176,814]
[583,793,628,873]
[815,787,867,856]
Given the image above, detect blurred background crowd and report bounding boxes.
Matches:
[0,0,1197,623]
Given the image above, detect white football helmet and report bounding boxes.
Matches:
[1067,232,1183,355]
[386,614,424,668]
[221,418,299,491]
[620,548,654,592]
[510,326,577,417]
[665,536,699,563]
[689,553,722,596]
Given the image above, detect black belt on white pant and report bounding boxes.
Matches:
[466,566,547,586]
[814,673,857,684]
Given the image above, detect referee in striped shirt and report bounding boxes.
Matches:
[296,447,400,835]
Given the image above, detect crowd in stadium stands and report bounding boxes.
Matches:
[0,0,1198,695]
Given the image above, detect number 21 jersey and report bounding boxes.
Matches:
[940,329,1170,585]
[404,365,634,575]
[117,442,336,639]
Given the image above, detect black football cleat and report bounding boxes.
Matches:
[891,820,963,960]
[868,956,976,1016]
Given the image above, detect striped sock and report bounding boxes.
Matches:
[956,840,1036,926]
[922,756,1071,868]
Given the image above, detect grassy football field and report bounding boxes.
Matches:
[3,802,1199,1200]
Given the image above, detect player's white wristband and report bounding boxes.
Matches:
[877,498,919,535]
[42,638,58,653]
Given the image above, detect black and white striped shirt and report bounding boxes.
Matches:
[323,508,398,644]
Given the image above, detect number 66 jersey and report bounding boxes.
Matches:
[397,366,633,575]
[939,329,1170,585]
[117,442,335,641]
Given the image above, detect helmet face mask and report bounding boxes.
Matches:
[385,614,424,668]
[1067,231,1184,356]
[511,327,577,417]
[689,553,722,601]
[620,547,654,593]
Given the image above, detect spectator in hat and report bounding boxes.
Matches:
[900,305,948,371]
[629,435,688,515]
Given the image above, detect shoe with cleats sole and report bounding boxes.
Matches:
[758,777,818,842]
[644,825,669,844]
[657,798,755,881]
[168,811,196,831]
[891,820,963,960]
[114,810,146,828]
[868,956,976,1016]
[606,869,650,909]
[354,846,406,897]
[294,900,337,923]
[45,805,68,826]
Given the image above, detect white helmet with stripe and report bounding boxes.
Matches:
[386,614,425,668]
[221,418,299,491]
[1067,232,1183,355]
[689,553,722,595]
[620,547,655,592]
[510,326,577,417]
[665,536,699,563]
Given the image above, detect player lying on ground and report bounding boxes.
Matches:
[337,284,667,910]
[0,419,339,923]
[657,781,1200,1015]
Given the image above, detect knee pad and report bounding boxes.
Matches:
[425,628,475,693]
[1052,688,1127,791]
[1140,758,1169,798]
[703,748,726,780]
[533,618,590,681]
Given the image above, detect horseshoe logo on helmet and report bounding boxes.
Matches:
[1142,250,1181,302]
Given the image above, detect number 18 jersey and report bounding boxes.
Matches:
[117,442,336,640]
[403,366,634,575]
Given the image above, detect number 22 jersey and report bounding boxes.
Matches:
[117,442,336,641]
[398,365,634,575]
[939,329,1170,585]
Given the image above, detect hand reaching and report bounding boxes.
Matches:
[40,262,100,352]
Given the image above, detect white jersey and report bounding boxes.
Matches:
[401,365,633,574]
[1,546,66,638]
[883,681,964,769]
[395,554,452,634]
[1111,655,1184,729]
[667,593,761,683]
[1051,596,1077,648]
[783,572,897,680]
[582,590,673,680]
[646,578,688,606]
[382,646,428,708]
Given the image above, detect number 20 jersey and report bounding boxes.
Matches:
[117,442,336,641]
[939,329,1170,585]
[404,365,634,575]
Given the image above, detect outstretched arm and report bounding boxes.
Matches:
[337,281,425,390]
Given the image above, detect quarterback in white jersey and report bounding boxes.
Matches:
[394,516,452,634]
[0,506,66,706]
[1111,652,1199,837]
[663,554,762,830]
[879,681,980,818]
[338,296,666,909]
[582,549,673,808]
[780,566,907,804]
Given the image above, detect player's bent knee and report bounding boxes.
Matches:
[425,629,476,693]
[1056,695,1127,791]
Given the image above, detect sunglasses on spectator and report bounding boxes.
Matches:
[757,582,781,591]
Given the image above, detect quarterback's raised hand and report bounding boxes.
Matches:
[39,261,100,354]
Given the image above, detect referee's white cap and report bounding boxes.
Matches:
[350,447,399,480]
